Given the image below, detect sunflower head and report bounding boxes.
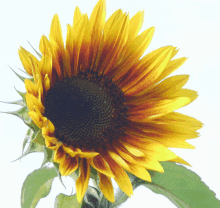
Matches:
[17,0,202,203]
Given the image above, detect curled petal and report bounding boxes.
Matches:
[59,156,78,176]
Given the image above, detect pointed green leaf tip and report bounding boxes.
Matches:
[21,167,57,208]
[140,162,220,208]
[54,194,82,208]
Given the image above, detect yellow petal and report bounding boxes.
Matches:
[78,151,99,159]
[157,57,188,84]
[39,54,52,80]
[120,141,145,157]
[26,93,44,113]
[50,14,64,53]
[24,79,38,97]
[169,156,192,166]
[127,11,144,42]
[76,159,91,203]
[28,111,43,128]
[104,155,133,197]
[39,35,52,56]
[18,47,39,76]
[73,6,83,25]
[128,163,152,182]
[91,155,114,178]
[134,156,165,173]
[63,146,79,157]
[108,151,131,171]
[98,172,115,202]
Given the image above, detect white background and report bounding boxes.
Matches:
[0,0,220,207]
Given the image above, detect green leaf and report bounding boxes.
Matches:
[141,162,220,208]
[41,146,54,167]
[54,193,82,208]
[31,130,46,146]
[21,167,57,208]
[53,162,66,189]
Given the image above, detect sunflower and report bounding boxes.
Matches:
[18,0,202,203]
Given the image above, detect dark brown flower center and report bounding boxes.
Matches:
[44,70,128,150]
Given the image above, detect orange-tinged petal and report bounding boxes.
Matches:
[59,156,78,176]
[114,145,136,163]
[54,145,66,163]
[113,27,155,84]
[99,14,129,75]
[91,155,114,178]
[124,46,174,96]
[130,75,190,104]
[76,159,91,203]
[89,0,106,68]
[98,172,115,202]
[45,139,57,150]
[128,97,190,121]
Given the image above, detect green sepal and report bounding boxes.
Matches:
[69,170,79,181]
[54,193,82,208]
[9,66,27,82]
[141,162,220,208]
[31,130,46,146]
[83,186,101,208]
[14,87,26,104]
[41,146,54,167]
[21,167,57,208]
[22,128,34,155]
[53,162,66,189]
[0,99,25,106]
[13,137,44,162]
[28,41,42,59]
